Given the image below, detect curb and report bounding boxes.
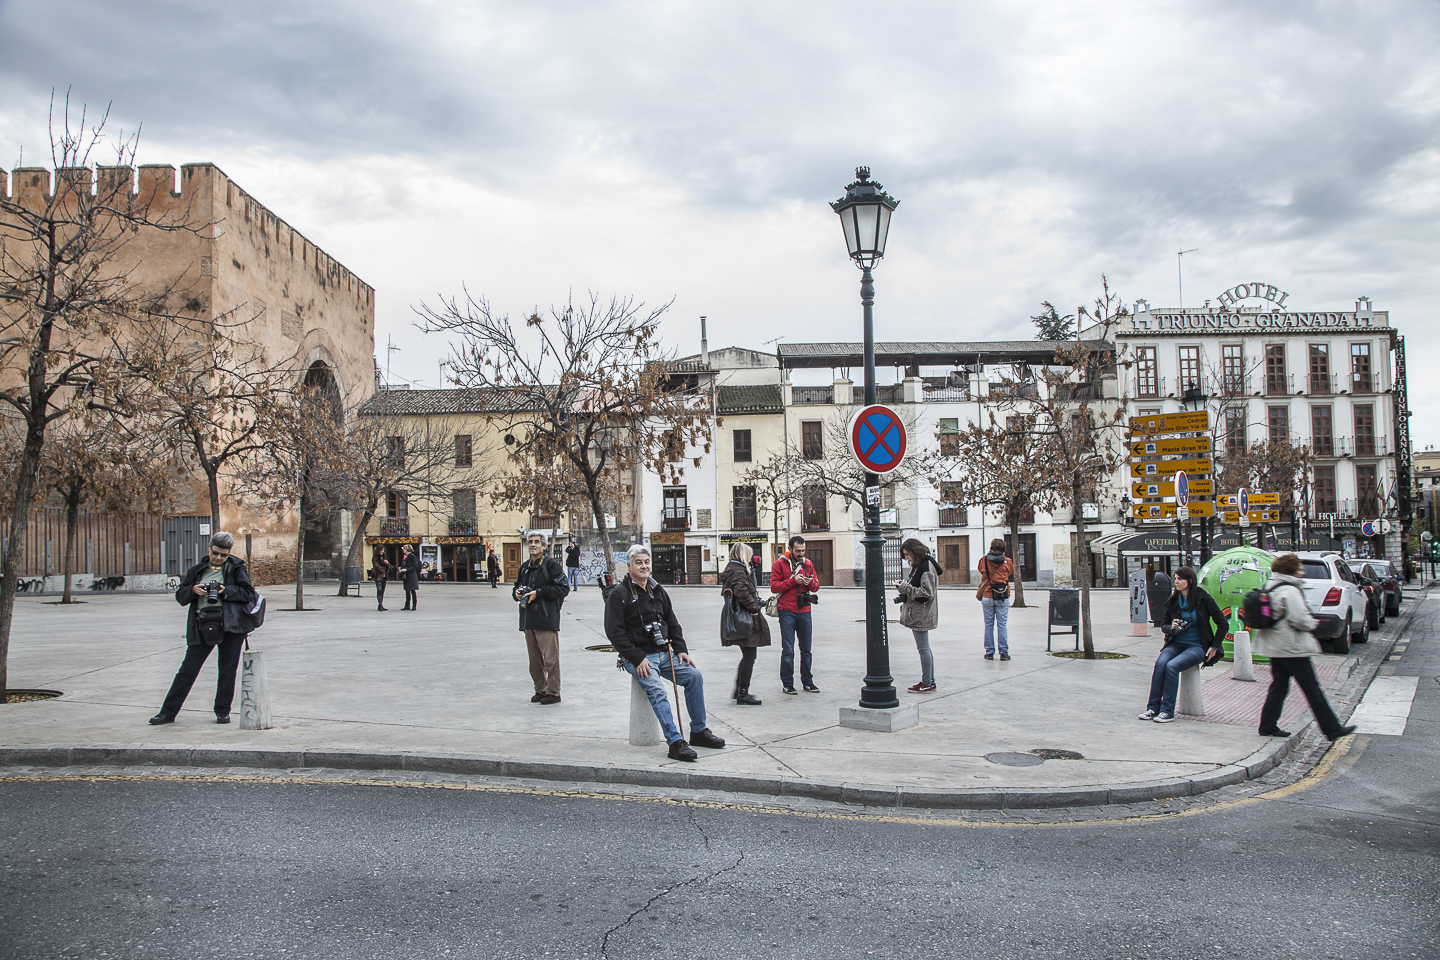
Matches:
[0,737,1297,811]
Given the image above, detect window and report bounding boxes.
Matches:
[1350,342,1372,393]
[386,491,408,517]
[801,483,827,530]
[452,488,476,519]
[1309,344,1330,394]
[1134,346,1158,397]
[938,482,968,527]
[386,435,406,468]
[1311,405,1334,457]
[1356,464,1379,516]
[663,487,688,530]
[1222,344,1245,394]
[938,418,959,456]
[1178,346,1201,395]
[731,485,757,529]
[1313,466,1337,514]
[1354,405,1375,457]
[801,421,824,460]
[1267,405,1290,446]
[1225,407,1246,456]
[1265,344,1287,395]
[732,429,752,463]
[454,434,472,467]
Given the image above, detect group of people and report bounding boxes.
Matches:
[369,543,504,610]
[147,530,1358,763]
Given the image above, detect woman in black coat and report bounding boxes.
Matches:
[400,543,422,611]
[372,549,391,611]
[719,542,772,705]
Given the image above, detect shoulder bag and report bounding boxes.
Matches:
[721,591,754,641]
[983,558,1011,602]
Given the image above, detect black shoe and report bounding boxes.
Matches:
[1258,727,1290,737]
[378,606,387,611]
[1326,724,1357,742]
[690,728,726,749]
[531,693,544,703]
[984,653,995,660]
[215,713,230,724]
[538,694,561,705]
[803,683,821,693]
[148,713,174,725]
[667,740,698,762]
[999,653,1011,661]
[734,691,762,705]
[783,686,798,695]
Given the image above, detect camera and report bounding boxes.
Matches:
[646,621,668,646]
[206,581,222,603]
[798,592,819,606]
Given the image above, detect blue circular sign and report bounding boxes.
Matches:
[1176,470,1189,507]
[1239,488,1250,515]
[849,404,908,475]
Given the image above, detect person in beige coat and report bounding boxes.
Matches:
[1252,553,1355,741]
[719,543,772,705]
[894,538,941,693]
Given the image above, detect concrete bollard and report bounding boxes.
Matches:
[1177,665,1204,716]
[1231,630,1256,682]
[239,648,273,730]
[628,676,664,746]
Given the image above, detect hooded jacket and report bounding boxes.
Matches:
[174,556,257,645]
[1250,572,1321,659]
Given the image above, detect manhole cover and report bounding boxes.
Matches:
[984,752,1045,766]
[1051,651,1129,659]
[1030,748,1084,760]
[585,644,616,653]
[2,689,63,703]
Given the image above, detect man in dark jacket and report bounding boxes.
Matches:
[514,532,570,704]
[605,544,725,761]
[150,532,257,725]
[565,540,581,591]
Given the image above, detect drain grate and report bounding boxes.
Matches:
[2,689,63,703]
[984,752,1045,766]
[584,644,616,653]
[1030,748,1084,760]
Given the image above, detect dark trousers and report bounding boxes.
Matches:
[734,645,758,692]
[1260,657,1343,735]
[376,578,387,608]
[160,633,245,718]
[404,588,417,609]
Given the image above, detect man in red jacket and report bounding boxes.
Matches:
[770,535,820,694]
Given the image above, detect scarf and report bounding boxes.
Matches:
[908,554,941,589]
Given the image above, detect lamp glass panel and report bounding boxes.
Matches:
[855,203,881,255]
[874,204,893,256]
[840,207,859,257]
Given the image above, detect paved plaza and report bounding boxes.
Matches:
[0,580,1407,808]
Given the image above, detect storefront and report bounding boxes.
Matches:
[437,536,485,582]
[649,532,690,585]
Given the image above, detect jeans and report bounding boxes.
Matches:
[622,652,708,745]
[982,597,1009,655]
[160,632,246,717]
[912,629,934,685]
[1147,643,1206,715]
[1260,656,1343,735]
[777,610,814,688]
[567,566,579,590]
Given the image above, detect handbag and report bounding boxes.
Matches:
[196,605,225,645]
[764,593,779,618]
[721,593,754,641]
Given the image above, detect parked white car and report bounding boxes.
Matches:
[1294,552,1368,653]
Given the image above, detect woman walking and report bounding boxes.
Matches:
[372,548,391,611]
[1253,553,1356,741]
[400,542,422,611]
[1140,566,1226,723]
[719,543,771,705]
[894,538,941,693]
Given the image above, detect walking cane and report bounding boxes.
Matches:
[663,639,685,736]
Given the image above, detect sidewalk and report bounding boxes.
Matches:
[0,580,1405,809]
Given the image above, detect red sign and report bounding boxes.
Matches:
[849,404,907,475]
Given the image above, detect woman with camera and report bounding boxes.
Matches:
[719,542,771,705]
[894,538,941,693]
[1140,566,1226,723]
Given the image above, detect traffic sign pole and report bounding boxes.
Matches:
[857,269,897,710]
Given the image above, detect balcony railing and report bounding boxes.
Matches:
[1311,434,1336,458]
[1133,374,1163,399]
[1350,371,1374,394]
[730,507,758,530]
[792,386,833,405]
[1217,372,1251,396]
[1307,372,1338,395]
[1333,436,1390,458]
[378,517,410,536]
[662,508,690,532]
[1265,373,1294,396]
[801,512,829,532]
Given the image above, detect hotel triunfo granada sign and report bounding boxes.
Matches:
[1128,283,1385,333]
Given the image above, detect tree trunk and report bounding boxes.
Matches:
[1073,475,1094,658]
[294,493,307,611]
[61,493,80,604]
[1008,513,1027,608]
[338,500,377,597]
[588,486,615,578]
[206,466,222,533]
[0,423,47,703]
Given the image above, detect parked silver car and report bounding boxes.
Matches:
[1294,552,1368,653]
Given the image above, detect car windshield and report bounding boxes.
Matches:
[1369,561,1393,577]
[1301,560,1332,580]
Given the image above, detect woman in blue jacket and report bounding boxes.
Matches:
[1139,566,1226,723]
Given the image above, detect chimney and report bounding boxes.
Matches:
[700,316,709,366]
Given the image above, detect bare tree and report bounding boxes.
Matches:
[788,407,927,514]
[739,449,804,551]
[0,99,204,700]
[416,292,715,576]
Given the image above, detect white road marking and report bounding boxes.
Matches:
[1349,676,1420,736]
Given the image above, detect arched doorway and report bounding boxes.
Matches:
[302,360,344,576]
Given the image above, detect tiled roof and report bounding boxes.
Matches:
[358,387,542,417]
[718,383,783,414]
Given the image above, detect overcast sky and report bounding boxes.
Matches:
[2,1,1438,441]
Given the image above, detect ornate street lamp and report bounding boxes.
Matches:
[832,167,900,711]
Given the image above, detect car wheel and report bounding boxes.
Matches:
[1351,610,1368,646]
[1367,599,1380,630]
[1332,616,1352,655]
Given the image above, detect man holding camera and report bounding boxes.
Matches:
[605,544,726,762]
[770,535,820,695]
[150,532,257,725]
[514,531,570,705]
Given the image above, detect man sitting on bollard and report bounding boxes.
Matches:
[605,544,726,762]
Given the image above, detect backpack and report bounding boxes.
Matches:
[239,594,267,633]
[1242,582,1283,630]
[982,557,1010,602]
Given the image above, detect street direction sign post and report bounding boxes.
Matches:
[1132,478,1214,498]
[848,404,907,476]
[1128,411,1210,435]
[1129,437,1212,458]
[1131,457,1214,478]
[1134,502,1215,520]
[1218,493,1280,507]
[1220,510,1282,523]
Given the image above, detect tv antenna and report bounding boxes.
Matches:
[1177,248,1198,310]
[386,336,402,387]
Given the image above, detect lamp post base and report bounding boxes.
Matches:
[839,703,919,733]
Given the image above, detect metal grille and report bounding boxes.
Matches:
[0,510,164,577]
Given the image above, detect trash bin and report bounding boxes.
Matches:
[344,565,361,597]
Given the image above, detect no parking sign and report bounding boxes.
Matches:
[849,404,908,476]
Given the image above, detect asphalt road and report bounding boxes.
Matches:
[3,606,1436,960]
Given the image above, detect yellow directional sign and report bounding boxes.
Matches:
[1132,479,1214,498]
[1133,502,1216,520]
[1217,493,1280,507]
[1220,510,1282,523]
[1129,437,1212,458]
[1130,457,1213,478]
[1128,411,1210,436]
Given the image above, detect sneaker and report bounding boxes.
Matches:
[1153,712,1176,723]
[908,682,936,693]
[689,728,726,749]
[1137,710,1158,721]
[1326,724,1357,742]
[999,653,1011,661]
[984,653,995,660]
[667,739,698,762]
[803,683,821,693]
[783,686,798,695]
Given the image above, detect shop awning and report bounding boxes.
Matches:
[1089,530,1201,556]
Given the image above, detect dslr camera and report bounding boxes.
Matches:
[205,581,222,604]
[798,591,819,606]
[646,621,668,646]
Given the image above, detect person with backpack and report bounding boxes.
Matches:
[770,535,820,694]
[976,538,1015,661]
[719,542,771,705]
[513,531,570,704]
[149,532,257,725]
[1251,553,1356,741]
[894,538,941,692]
[1139,565,1226,723]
